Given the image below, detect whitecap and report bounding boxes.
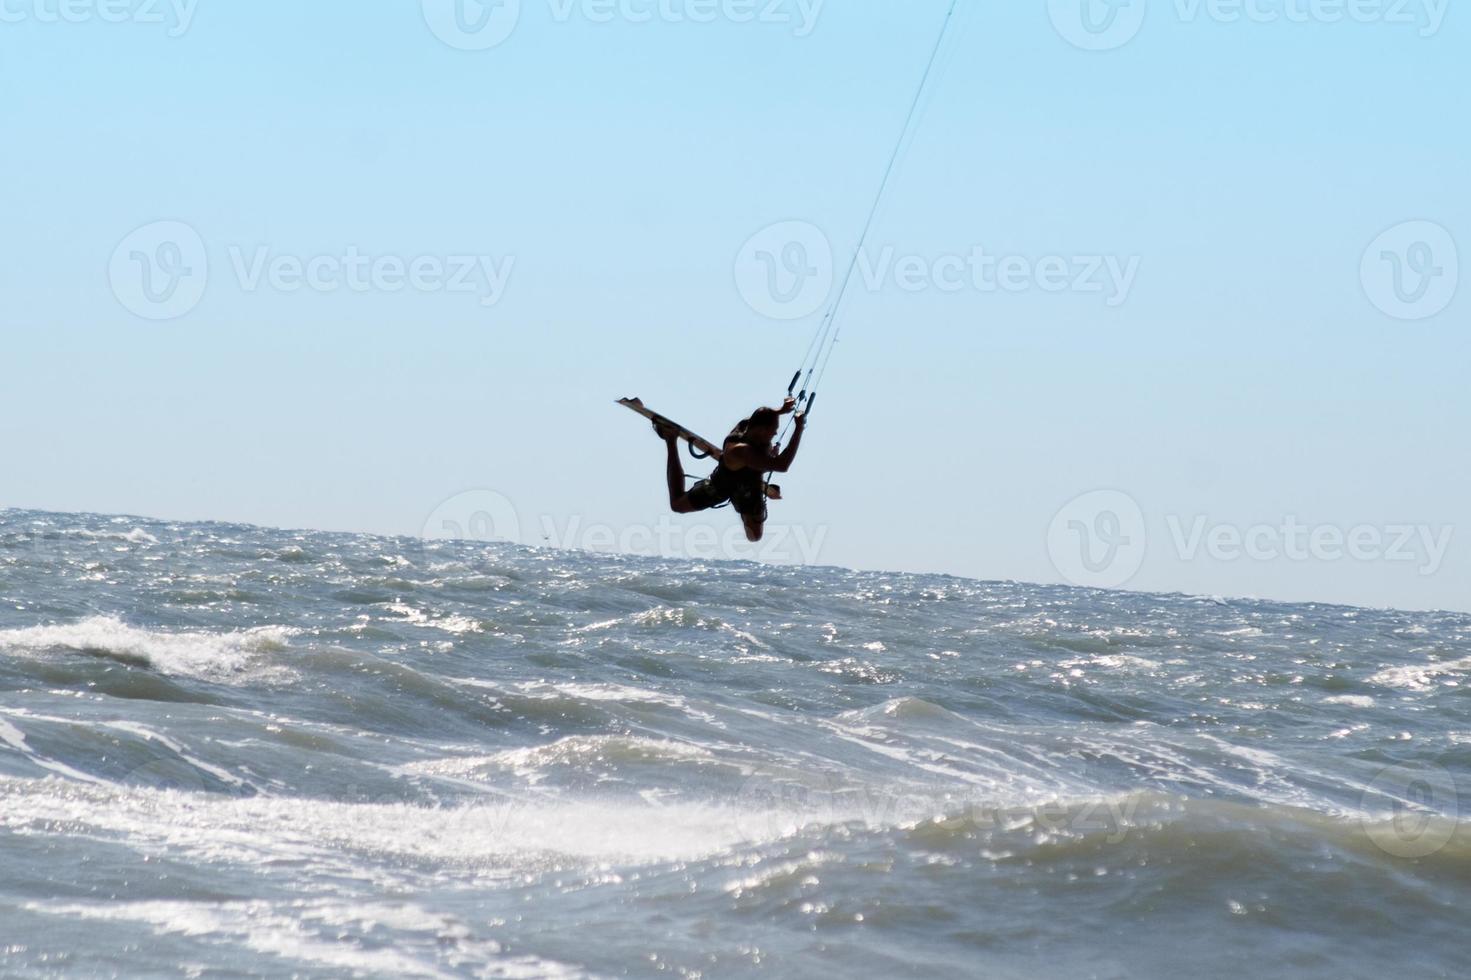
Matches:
[1322,695,1375,708]
[0,616,296,683]
[1368,655,1471,692]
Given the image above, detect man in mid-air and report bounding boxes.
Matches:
[654,398,806,543]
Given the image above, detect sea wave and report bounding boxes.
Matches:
[2,509,1468,978]
[0,616,296,683]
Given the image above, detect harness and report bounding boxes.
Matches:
[702,421,769,518]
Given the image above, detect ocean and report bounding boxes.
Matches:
[1,508,1467,979]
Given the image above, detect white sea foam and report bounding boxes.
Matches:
[0,776,778,871]
[23,899,581,979]
[1368,655,1471,692]
[1058,654,1163,672]
[63,527,160,545]
[0,617,296,683]
[1322,695,1376,708]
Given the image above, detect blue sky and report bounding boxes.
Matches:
[2,0,1466,612]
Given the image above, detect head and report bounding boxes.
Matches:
[743,408,781,445]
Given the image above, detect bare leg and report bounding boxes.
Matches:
[664,434,689,510]
[656,423,699,514]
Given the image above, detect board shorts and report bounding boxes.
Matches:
[687,476,767,522]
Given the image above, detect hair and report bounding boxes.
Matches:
[748,408,781,430]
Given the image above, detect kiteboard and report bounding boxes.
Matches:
[618,398,724,462]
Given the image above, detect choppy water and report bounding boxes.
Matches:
[1,508,1468,979]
